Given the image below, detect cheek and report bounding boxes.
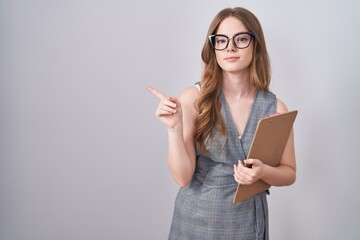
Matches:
[215,51,222,64]
[244,52,253,64]
[242,49,254,65]
[214,52,225,69]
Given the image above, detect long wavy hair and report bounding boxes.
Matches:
[194,7,271,153]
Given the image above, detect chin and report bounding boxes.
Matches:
[223,67,249,74]
[220,62,250,73]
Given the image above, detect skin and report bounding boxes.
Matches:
[147,16,296,188]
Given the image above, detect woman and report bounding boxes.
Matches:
[147,7,296,240]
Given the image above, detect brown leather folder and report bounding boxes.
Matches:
[233,110,298,204]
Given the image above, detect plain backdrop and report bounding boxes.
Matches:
[1,0,360,239]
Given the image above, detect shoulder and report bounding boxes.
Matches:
[258,90,288,113]
[257,90,276,101]
[177,85,200,119]
[178,85,200,105]
[276,98,289,113]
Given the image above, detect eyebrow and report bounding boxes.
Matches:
[214,31,251,36]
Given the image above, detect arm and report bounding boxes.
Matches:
[234,99,296,186]
[167,87,199,187]
[147,86,199,187]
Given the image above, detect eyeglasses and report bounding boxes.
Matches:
[209,32,254,50]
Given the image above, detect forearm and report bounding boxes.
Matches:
[261,164,296,187]
[167,128,195,187]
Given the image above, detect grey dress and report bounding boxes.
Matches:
[168,88,277,240]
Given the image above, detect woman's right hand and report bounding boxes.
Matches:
[146,86,183,130]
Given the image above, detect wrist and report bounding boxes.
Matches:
[259,163,270,180]
[167,125,183,137]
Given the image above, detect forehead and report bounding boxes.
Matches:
[216,16,248,35]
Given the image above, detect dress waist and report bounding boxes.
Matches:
[193,155,238,187]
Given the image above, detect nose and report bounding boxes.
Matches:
[226,38,237,52]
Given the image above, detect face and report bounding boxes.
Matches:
[213,17,254,75]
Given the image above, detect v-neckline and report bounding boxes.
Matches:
[221,90,258,142]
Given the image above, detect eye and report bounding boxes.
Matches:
[216,39,227,44]
[214,36,227,46]
[233,33,253,48]
[236,36,249,43]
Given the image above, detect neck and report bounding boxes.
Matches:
[222,71,255,101]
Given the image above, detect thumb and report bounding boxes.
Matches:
[244,158,259,166]
[268,112,284,117]
[169,97,181,107]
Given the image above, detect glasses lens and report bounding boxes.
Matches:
[234,33,252,49]
[211,35,228,50]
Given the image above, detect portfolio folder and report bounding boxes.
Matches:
[233,110,298,204]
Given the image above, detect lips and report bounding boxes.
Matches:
[224,56,240,62]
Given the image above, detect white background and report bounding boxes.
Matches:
[1,0,359,239]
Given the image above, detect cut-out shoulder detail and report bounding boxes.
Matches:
[193,85,200,92]
[194,82,201,92]
[276,98,288,113]
[178,85,200,107]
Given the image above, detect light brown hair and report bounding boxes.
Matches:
[194,7,271,153]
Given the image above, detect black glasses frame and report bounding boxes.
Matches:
[208,32,254,50]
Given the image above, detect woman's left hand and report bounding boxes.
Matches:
[233,159,265,185]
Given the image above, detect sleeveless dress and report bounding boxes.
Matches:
[168,86,277,240]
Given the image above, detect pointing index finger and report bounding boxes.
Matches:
[146,86,167,100]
